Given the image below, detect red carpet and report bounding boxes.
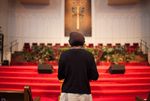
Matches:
[0,65,150,101]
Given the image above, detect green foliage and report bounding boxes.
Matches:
[99,45,147,64]
[23,45,55,63]
[86,48,95,55]
[59,48,69,52]
[23,44,147,64]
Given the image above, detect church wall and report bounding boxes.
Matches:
[1,0,150,51]
[93,0,150,45]
[0,0,10,60]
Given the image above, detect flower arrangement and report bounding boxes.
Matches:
[23,45,55,64]
[100,45,147,64]
[22,44,147,65]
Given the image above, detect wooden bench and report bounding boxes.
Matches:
[0,85,40,101]
[136,93,150,101]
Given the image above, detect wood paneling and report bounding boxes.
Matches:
[19,0,49,5]
[65,0,92,36]
[108,0,140,5]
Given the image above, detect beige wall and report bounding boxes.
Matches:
[0,0,10,61]
[1,0,150,51]
[0,0,9,43]
[93,0,150,45]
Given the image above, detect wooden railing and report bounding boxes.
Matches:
[10,40,18,54]
[4,40,18,54]
[140,40,150,54]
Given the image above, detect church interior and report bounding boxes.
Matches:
[0,0,150,101]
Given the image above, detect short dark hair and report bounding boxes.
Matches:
[69,32,85,46]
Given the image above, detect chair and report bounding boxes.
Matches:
[88,43,94,48]
[96,43,103,49]
[32,43,38,46]
[133,43,139,47]
[98,43,103,47]
[39,43,45,46]
[31,43,38,50]
[133,42,139,49]
[0,85,40,101]
[55,43,61,47]
[136,93,150,101]
[124,43,130,47]
[136,96,145,101]
[107,43,112,47]
[115,43,121,46]
[63,43,69,47]
[23,43,31,52]
[147,93,150,101]
[47,43,52,47]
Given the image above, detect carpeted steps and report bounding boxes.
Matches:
[1,76,150,83]
[0,65,150,101]
[1,81,150,91]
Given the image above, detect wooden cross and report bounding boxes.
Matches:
[76,5,80,30]
[73,0,85,30]
[76,0,81,30]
